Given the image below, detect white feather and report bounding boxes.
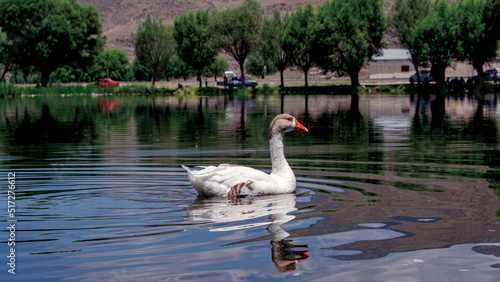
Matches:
[182,114,307,197]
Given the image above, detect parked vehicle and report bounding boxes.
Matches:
[470,68,499,83]
[226,76,258,88]
[95,78,119,87]
[483,68,498,81]
[217,71,258,88]
[409,70,434,84]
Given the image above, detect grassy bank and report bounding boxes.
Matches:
[0,83,175,97]
[1,81,497,97]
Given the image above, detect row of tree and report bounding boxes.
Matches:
[131,0,386,87]
[133,0,386,87]
[1,0,499,87]
[133,0,499,88]
[392,0,500,84]
[131,12,229,86]
[0,0,110,86]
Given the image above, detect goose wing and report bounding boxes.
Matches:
[182,164,274,197]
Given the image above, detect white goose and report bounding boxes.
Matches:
[182,114,309,197]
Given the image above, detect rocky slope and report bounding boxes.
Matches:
[77,0,399,58]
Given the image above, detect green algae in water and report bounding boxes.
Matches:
[392,181,445,193]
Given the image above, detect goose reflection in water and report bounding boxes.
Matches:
[188,193,310,272]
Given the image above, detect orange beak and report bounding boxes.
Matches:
[294,119,309,133]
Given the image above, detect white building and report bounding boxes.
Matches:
[370,48,500,79]
[370,49,414,79]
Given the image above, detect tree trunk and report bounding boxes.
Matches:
[349,71,359,87]
[0,64,11,83]
[280,69,285,88]
[410,54,422,85]
[41,70,50,87]
[415,65,421,85]
[304,70,308,87]
[152,65,158,86]
[473,60,484,77]
[239,60,246,87]
[431,61,447,85]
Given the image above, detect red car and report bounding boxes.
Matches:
[95,78,119,87]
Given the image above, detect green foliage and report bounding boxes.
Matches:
[0,0,105,86]
[131,58,149,81]
[203,55,229,81]
[173,10,216,87]
[245,52,276,78]
[86,48,131,82]
[414,0,460,84]
[491,0,500,40]
[208,0,265,85]
[393,0,498,82]
[316,0,388,87]
[391,0,432,50]
[244,7,288,80]
[48,48,131,83]
[0,82,19,96]
[168,56,194,81]
[392,181,445,193]
[284,2,317,87]
[131,14,176,85]
[391,0,432,84]
[0,83,177,96]
[456,0,497,75]
[49,66,79,83]
[260,8,291,87]
[110,84,167,95]
[0,27,14,82]
[252,83,278,95]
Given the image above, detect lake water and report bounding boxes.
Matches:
[1,92,500,281]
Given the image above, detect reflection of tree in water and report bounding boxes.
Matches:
[188,194,309,273]
[409,90,500,216]
[0,99,126,158]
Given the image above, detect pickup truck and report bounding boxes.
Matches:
[217,71,258,88]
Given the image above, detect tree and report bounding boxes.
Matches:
[208,0,265,86]
[0,28,14,82]
[204,55,229,81]
[174,10,216,87]
[132,58,149,82]
[414,0,460,85]
[246,52,276,78]
[391,0,432,84]
[87,48,131,82]
[131,14,176,86]
[284,2,317,87]
[490,0,500,40]
[50,66,78,83]
[169,55,194,81]
[315,0,388,87]
[260,7,291,88]
[456,0,498,76]
[0,0,105,86]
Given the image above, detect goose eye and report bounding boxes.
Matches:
[288,117,293,121]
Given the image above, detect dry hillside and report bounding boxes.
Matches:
[77,0,399,58]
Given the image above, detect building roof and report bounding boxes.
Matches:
[372,49,411,61]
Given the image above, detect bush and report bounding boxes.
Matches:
[0,82,20,96]
[253,83,278,95]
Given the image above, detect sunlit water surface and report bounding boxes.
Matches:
[1,93,500,281]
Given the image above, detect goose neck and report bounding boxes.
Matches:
[269,133,291,175]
